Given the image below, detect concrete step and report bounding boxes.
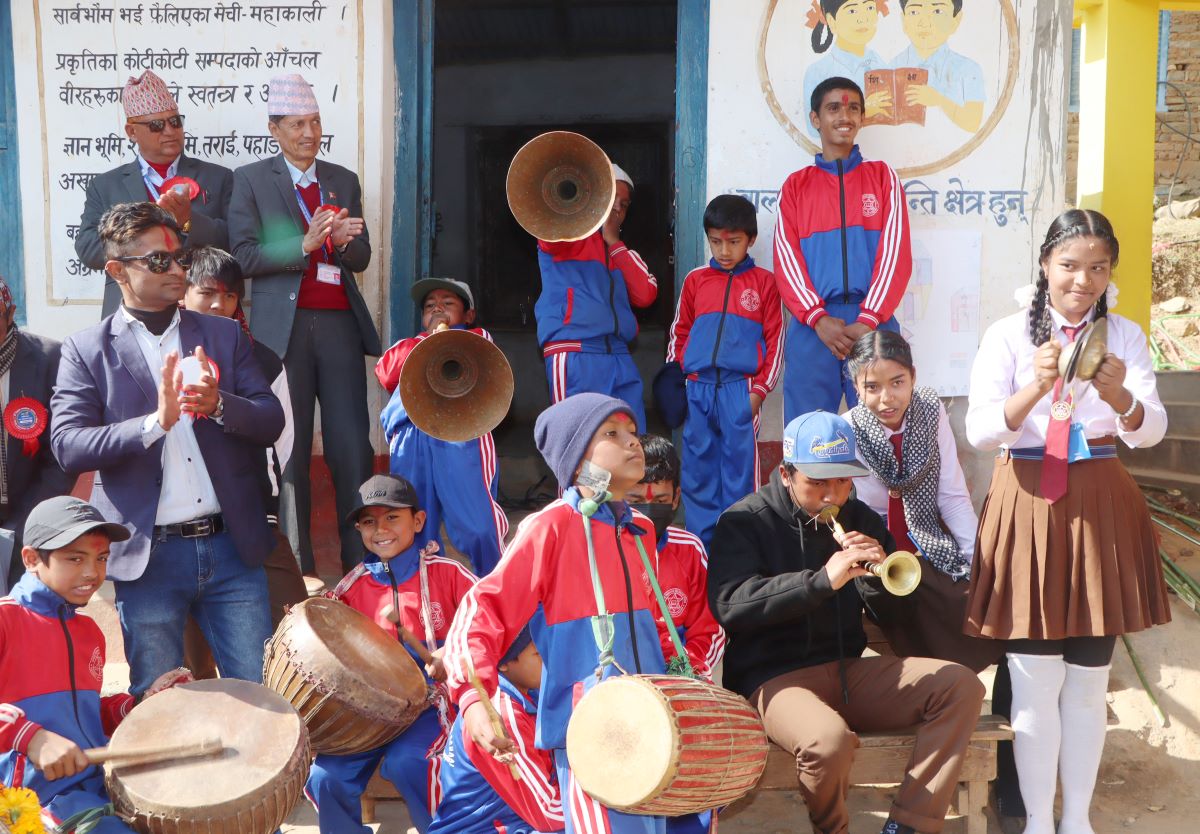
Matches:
[1124,465,1200,503]
[1155,370,1200,403]
[1120,436,1200,475]
[1161,403,1200,436]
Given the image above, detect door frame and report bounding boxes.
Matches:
[0,1,25,321]
[389,0,709,341]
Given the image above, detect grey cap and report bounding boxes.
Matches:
[411,277,474,310]
[346,474,421,524]
[23,496,131,551]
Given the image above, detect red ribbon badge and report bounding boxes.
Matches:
[161,176,201,201]
[4,397,48,457]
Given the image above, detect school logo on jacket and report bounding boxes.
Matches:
[664,587,688,619]
[425,601,446,632]
[739,289,761,313]
[89,647,104,683]
[862,194,880,217]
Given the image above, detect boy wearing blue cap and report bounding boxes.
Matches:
[707,412,984,834]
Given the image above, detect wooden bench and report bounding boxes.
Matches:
[361,714,1012,832]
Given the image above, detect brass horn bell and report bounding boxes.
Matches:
[816,505,921,596]
[506,131,616,242]
[398,325,514,443]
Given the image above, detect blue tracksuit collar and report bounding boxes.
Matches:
[10,572,78,618]
[814,145,863,175]
[363,544,421,585]
[708,255,756,276]
[562,487,649,536]
[497,674,538,713]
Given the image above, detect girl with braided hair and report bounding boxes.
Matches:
[845,330,1003,672]
[963,208,1170,834]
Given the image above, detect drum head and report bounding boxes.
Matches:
[106,679,307,823]
[284,597,427,715]
[566,677,678,809]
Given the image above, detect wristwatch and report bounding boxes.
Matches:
[181,219,192,233]
[212,395,225,421]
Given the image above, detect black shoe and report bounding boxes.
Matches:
[880,821,916,834]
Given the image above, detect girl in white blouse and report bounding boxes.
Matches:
[845,330,1003,672]
[964,209,1170,834]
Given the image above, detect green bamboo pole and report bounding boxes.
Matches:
[1122,635,1167,729]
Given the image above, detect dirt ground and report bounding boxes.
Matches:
[1151,216,1200,368]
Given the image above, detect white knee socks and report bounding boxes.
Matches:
[1057,663,1110,834]
[1008,654,1067,834]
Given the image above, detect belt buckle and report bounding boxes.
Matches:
[183,518,213,538]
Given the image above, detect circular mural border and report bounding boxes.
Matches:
[756,0,1021,178]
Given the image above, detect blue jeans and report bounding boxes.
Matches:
[115,530,271,695]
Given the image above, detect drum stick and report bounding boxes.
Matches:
[462,660,521,782]
[85,736,223,767]
[381,604,436,666]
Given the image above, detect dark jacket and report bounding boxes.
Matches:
[50,310,285,582]
[75,155,234,318]
[2,332,76,579]
[707,470,902,698]
[227,155,381,359]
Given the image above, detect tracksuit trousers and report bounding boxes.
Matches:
[681,377,758,548]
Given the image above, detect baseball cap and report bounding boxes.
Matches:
[781,411,869,479]
[346,474,420,524]
[411,277,474,310]
[23,496,131,551]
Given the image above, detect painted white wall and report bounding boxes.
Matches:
[705,0,1071,495]
[12,1,396,452]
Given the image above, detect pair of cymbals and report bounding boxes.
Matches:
[1057,317,1108,384]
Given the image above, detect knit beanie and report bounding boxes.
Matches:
[534,393,635,489]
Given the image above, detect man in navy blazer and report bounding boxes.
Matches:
[51,202,284,697]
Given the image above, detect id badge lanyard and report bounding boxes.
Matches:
[294,182,337,260]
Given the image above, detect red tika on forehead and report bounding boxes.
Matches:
[160,226,174,249]
[611,412,633,424]
[841,93,850,106]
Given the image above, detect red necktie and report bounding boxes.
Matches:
[1039,325,1083,504]
[887,433,916,552]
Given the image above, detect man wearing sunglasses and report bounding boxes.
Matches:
[75,70,233,319]
[229,73,380,577]
[50,202,285,700]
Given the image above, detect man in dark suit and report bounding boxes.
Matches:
[51,202,284,697]
[228,73,381,575]
[0,277,75,591]
[75,70,233,318]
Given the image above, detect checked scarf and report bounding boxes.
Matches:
[847,386,969,579]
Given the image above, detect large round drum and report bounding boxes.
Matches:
[105,679,309,834]
[263,597,431,755]
[566,674,769,816]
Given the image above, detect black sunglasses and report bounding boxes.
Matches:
[113,249,193,273]
[128,114,185,133]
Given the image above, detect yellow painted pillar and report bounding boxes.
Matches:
[1075,0,1158,333]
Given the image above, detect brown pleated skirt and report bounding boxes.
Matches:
[964,454,1172,640]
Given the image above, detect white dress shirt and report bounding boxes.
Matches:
[284,157,318,188]
[135,150,179,200]
[854,405,978,562]
[125,309,222,525]
[966,308,1167,451]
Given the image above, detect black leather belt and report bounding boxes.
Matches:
[155,514,225,538]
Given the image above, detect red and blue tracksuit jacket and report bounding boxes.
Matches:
[772,145,911,329]
[328,543,479,681]
[639,524,726,683]
[0,573,134,805]
[535,233,657,356]
[306,545,479,833]
[666,255,783,401]
[444,490,671,751]
[428,676,563,834]
[375,327,509,576]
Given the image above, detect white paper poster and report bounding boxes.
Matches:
[30,0,362,305]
